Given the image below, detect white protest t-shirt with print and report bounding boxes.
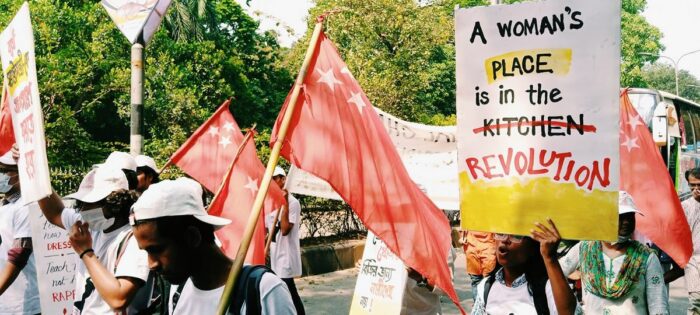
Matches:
[0,195,40,314]
[269,194,302,278]
[61,208,151,314]
[168,273,297,315]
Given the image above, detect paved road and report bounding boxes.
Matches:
[297,251,690,314]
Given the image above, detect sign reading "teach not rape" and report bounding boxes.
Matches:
[455,0,620,240]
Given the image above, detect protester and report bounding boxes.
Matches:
[471,219,580,314]
[560,191,669,314]
[401,247,456,314]
[102,151,139,190]
[38,165,151,314]
[266,166,305,315]
[461,230,496,300]
[130,178,296,314]
[0,151,40,314]
[665,168,700,314]
[135,155,159,193]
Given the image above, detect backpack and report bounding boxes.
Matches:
[153,265,274,315]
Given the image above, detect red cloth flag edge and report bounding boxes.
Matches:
[620,90,692,267]
[271,33,464,313]
[0,85,15,155]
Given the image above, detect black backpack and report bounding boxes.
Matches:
[141,265,274,315]
[481,273,550,315]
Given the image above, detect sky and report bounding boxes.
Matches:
[236,0,700,84]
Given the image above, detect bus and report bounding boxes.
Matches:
[627,88,700,200]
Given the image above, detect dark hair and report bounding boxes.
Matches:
[134,215,215,245]
[137,166,160,184]
[122,169,138,190]
[686,168,700,181]
[75,189,138,221]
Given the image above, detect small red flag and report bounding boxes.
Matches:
[208,127,286,264]
[0,86,15,155]
[620,90,693,267]
[168,100,239,192]
[271,33,463,312]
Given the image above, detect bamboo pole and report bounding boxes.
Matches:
[215,21,324,314]
[264,205,284,256]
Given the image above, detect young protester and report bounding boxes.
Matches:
[38,165,151,314]
[560,191,669,314]
[130,178,296,314]
[134,155,159,193]
[266,166,305,315]
[0,151,40,314]
[472,219,581,315]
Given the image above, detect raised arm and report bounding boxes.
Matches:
[38,191,66,229]
[532,219,578,315]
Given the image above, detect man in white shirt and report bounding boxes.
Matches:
[267,166,305,315]
[680,169,700,314]
[0,151,40,315]
[130,178,296,315]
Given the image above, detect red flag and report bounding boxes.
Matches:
[620,90,693,267]
[208,127,286,264]
[271,33,463,312]
[168,100,239,192]
[0,86,15,155]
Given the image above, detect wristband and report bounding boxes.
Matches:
[80,248,94,259]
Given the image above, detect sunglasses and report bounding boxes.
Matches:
[494,233,525,243]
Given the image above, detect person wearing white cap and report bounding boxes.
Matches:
[130,178,296,315]
[103,151,139,190]
[134,155,159,193]
[0,151,40,314]
[265,166,305,315]
[37,165,152,314]
[560,191,669,314]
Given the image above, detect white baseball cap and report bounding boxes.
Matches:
[0,150,16,166]
[130,177,231,230]
[66,166,129,203]
[103,151,137,172]
[273,166,286,177]
[135,155,158,173]
[619,191,644,215]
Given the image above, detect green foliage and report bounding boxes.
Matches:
[642,63,700,103]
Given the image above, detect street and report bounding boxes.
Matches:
[297,251,690,313]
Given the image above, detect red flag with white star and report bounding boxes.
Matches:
[620,90,692,267]
[168,100,240,192]
[207,128,286,264]
[0,86,15,155]
[271,33,464,312]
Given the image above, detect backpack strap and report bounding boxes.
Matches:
[228,265,274,315]
[482,273,496,306]
[113,230,134,273]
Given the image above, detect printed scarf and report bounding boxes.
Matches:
[580,240,651,299]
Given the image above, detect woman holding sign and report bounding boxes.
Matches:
[472,219,581,315]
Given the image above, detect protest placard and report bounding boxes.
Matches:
[349,231,408,315]
[455,0,620,240]
[102,0,173,44]
[28,204,76,314]
[0,2,52,204]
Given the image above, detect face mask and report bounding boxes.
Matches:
[0,173,12,193]
[81,208,115,232]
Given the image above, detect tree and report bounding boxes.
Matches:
[642,63,700,103]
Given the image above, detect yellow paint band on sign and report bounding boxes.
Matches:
[459,171,618,241]
[484,48,572,84]
[5,52,29,94]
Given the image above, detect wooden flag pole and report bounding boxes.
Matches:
[264,205,284,256]
[215,21,324,315]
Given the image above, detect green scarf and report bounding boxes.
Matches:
[580,240,652,299]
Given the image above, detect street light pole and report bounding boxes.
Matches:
[130,37,145,155]
[641,49,700,97]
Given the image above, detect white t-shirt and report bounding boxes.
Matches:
[266,195,302,278]
[0,194,40,314]
[61,208,151,314]
[168,273,297,315]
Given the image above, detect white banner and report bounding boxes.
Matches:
[28,204,76,314]
[287,107,459,210]
[0,2,52,204]
[349,231,408,315]
[102,0,173,44]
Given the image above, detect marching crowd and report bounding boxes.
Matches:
[0,149,697,314]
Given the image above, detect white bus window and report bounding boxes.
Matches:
[681,108,695,151]
[628,92,656,126]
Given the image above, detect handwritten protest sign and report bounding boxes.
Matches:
[102,0,173,44]
[0,2,52,204]
[28,204,76,314]
[455,0,620,240]
[349,232,407,315]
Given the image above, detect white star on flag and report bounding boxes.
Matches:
[621,135,640,152]
[316,68,343,92]
[219,136,231,148]
[244,176,258,194]
[627,115,644,132]
[347,92,367,114]
[207,126,219,137]
[222,122,235,132]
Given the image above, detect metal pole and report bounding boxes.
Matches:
[130,38,145,155]
[675,66,680,96]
